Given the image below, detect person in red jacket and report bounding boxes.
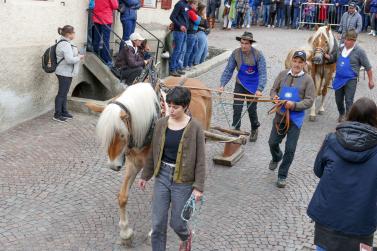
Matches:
[92,0,118,67]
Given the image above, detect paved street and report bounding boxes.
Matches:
[1,27,376,250]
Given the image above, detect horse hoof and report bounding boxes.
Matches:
[318,110,325,115]
[120,228,134,241]
[309,115,317,122]
[110,165,122,171]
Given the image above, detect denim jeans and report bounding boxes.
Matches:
[263,4,271,25]
[87,10,94,52]
[292,7,300,28]
[316,246,326,251]
[55,75,72,117]
[361,13,370,31]
[244,8,252,26]
[371,13,377,30]
[233,83,260,130]
[276,6,285,27]
[252,5,260,24]
[170,31,187,72]
[268,115,301,179]
[151,163,193,251]
[194,31,208,65]
[183,33,198,68]
[335,79,357,116]
[119,19,136,51]
[284,4,291,27]
[92,23,112,65]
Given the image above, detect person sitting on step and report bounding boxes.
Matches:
[114,32,151,85]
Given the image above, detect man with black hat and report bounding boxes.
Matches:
[268,50,315,188]
[219,32,267,142]
[338,2,362,43]
[331,29,375,123]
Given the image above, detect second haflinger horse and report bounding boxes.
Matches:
[86,77,212,242]
[285,25,337,121]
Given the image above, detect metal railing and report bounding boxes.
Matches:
[298,3,349,28]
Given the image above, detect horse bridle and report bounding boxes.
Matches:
[108,100,135,150]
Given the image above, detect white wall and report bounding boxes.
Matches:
[0,0,176,132]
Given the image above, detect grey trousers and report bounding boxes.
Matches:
[335,79,357,116]
[151,162,193,251]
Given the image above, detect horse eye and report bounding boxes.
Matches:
[120,134,125,138]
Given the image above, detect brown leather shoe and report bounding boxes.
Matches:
[337,114,346,123]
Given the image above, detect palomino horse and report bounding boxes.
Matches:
[285,25,337,121]
[86,78,212,242]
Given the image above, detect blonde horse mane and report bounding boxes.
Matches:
[308,26,335,53]
[96,82,159,150]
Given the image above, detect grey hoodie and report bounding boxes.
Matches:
[55,36,80,77]
[338,11,362,37]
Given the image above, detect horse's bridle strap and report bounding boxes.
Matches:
[108,100,135,149]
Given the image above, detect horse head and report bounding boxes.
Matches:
[310,25,333,65]
[95,83,159,167]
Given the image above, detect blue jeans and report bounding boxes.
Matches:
[170,31,187,72]
[244,8,252,26]
[316,246,326,251]
[252,5,260,24]
[151,163,193,251]
[276,6,285,27]
[268,115,301,179]
[263,4,271,25]
[194,31,208,65]
[292,7,300,28]
[183,33,198,68]
[361,12,370,31]
[92,23,112,65]
[284,4,291,27]
[120,19,136,51]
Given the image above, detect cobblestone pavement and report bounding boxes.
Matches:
[1,27,376,251]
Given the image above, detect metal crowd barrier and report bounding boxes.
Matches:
[298,3,349,28]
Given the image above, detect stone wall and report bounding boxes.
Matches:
[0,0,176,132]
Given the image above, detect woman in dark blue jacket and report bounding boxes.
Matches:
[307,97,377,251]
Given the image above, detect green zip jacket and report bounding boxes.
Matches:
[141,116,206,192]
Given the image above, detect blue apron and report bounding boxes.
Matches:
[279,75,305,129]
[237,50,259,94]
[332,54,357,91]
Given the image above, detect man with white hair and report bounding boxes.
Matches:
[114,32,150,85]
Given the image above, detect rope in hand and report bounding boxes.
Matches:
[268,100,291,135]
[181,194,205,235]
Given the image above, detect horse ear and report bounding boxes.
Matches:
[326,24,330,32]
[314,24,319,31]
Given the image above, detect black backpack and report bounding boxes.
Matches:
[41,40,66,73]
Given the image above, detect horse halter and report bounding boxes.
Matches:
[108,101,135,150]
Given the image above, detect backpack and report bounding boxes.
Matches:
[41,40,66,73]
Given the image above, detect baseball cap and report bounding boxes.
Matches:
[129,32,145,41]
[292,50,306,61]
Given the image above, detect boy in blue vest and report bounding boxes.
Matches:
[268,51,315,188]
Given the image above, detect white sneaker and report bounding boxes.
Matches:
[368,30,374,35]
[161,51,170,59]
[268,25,271,28]
[373,31,376,37]
[242,24,246,28]
[272,25,275,28]
[246,25,250,28]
